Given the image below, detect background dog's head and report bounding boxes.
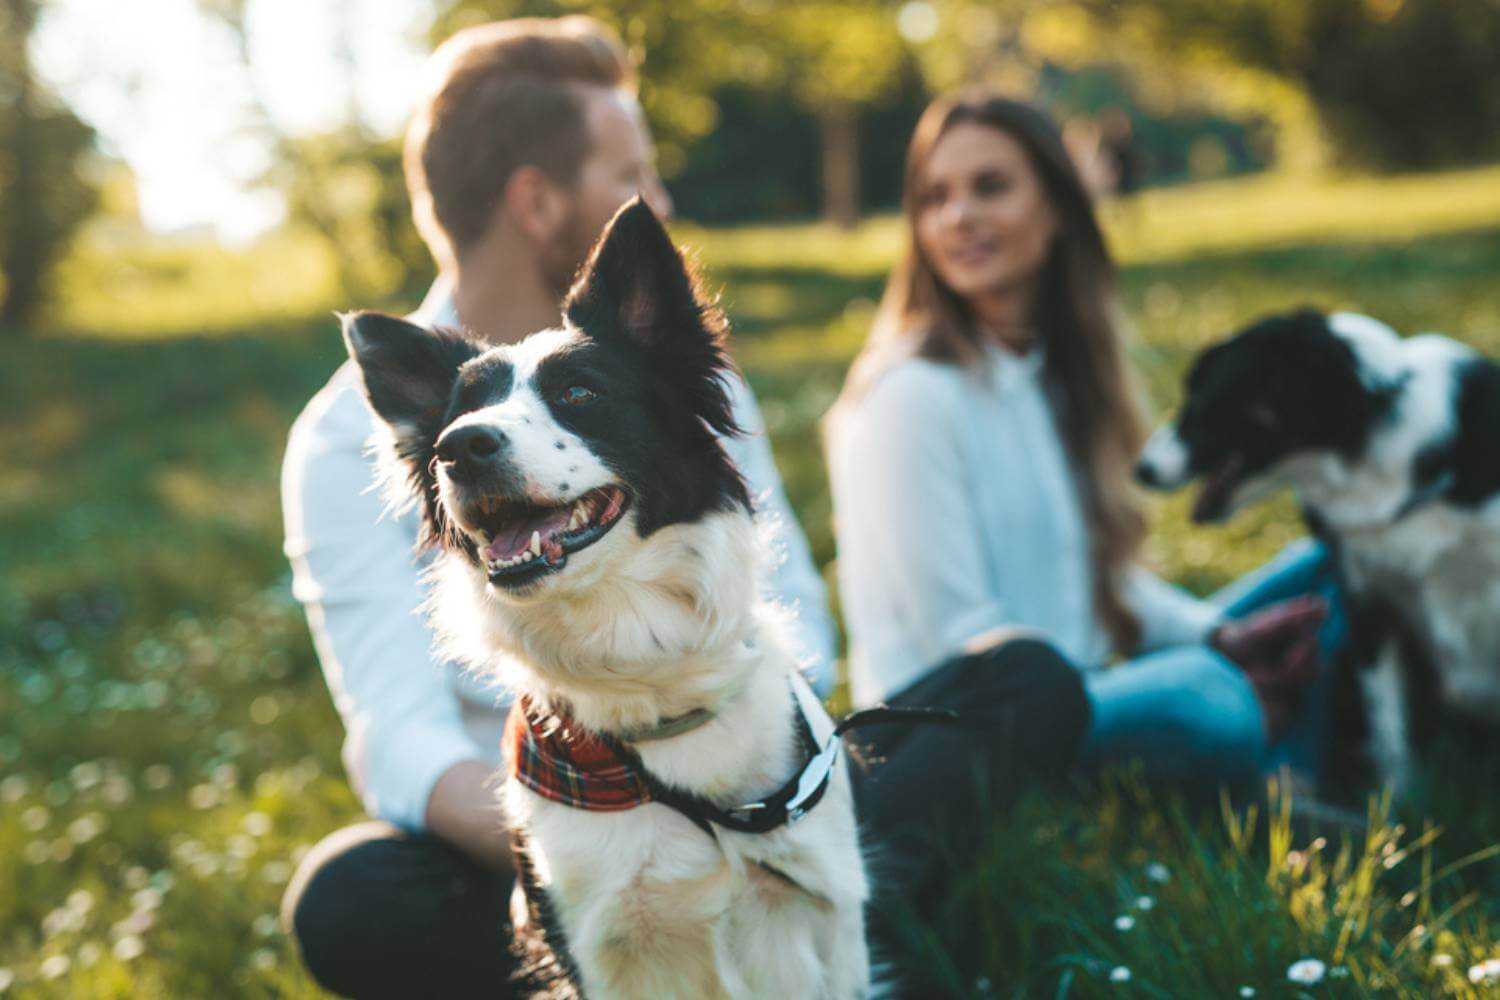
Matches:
[343,197,750,602]
[1137,309,1401,522]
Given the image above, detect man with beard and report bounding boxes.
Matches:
[278,17,835,995]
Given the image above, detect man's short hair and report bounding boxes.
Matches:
[405,16,634,266]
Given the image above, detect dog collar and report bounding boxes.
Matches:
[504,676,959,837]
[618,706,717,743]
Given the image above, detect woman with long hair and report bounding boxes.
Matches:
[829,94,1343,839]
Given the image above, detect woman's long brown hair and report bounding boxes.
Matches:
[832,92,1148,654]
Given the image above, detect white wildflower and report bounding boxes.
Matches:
[131,888,162,912]
[1114,915,1136,931]
[1468,958,1500,985]
[39,954,70,979]
[1145,862,1171,884]
[188,784,220,810]
[242,811,272,837]
[250,948,277,971]
[253,914,279,938]
[113,935,145,962]
[1239,989,1256,998]
[69,762,102,791]
[67,813,105,844]
[76,942,103,968]
[0,775,29,803]
[1287,958,1326,985]
[21,806,49,832]
[1432,953,1453,967]
[1109,965,1131,983]
[142,764,173,790]
[1135,895,1154,911]
[0,968,12,992]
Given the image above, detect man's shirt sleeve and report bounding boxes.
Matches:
[721,374,839,696]
[281,370,482,831]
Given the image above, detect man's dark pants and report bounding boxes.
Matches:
[282,638,1089,997]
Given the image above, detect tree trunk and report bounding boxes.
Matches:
[0,0,42,328]
[819,103,860,230]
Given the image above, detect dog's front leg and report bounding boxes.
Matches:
[567,872,736,1000]
[1362,648,1415,794]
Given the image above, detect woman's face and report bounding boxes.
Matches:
[914,122,1058,308]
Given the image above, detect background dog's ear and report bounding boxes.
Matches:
[564,197,741,438]
[341,311,478,440]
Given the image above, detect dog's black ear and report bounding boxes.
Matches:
[563,197,741,438]
[341,311,479,439]
[564,197,695,350]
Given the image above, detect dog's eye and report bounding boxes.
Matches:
[557,385,599,406]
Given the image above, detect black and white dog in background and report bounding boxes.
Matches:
[1137,309,1500,793]
[343,199,871,997]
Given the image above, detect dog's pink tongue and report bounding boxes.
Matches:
[482,506,573,560]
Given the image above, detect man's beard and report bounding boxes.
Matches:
[539,204,601,298]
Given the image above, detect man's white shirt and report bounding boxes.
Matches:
[281,288,836,830]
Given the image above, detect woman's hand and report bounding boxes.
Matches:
[1210,595,1329,741]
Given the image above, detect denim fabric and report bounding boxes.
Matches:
[1080,539,1345,782]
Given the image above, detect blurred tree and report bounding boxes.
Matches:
[1085,0,1500,169]
[197,0,432,305]
[0,0,99,328]
[431,1,909,228]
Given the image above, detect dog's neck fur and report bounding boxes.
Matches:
[428,509,779,736]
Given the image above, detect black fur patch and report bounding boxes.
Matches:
[558,197,750,536]
[1174,309,1397,480]
[343,197,751,561]
[1447,357,1500,507]
[341,311,482,553]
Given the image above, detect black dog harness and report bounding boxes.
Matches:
[504,674,958,994]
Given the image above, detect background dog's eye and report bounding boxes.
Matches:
[557,385,598,405]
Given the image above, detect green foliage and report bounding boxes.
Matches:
[0,0,99,329]
[1092,0,1500,169]
[4,168,1500,994]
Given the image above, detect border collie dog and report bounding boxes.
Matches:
[1137,309,1500,792]
[342,199,870,998]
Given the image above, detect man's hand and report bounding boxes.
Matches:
[1211,595,1329,741]
[425,759,515,875]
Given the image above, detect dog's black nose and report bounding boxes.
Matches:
[436,425,506,473]
[1134,459,1161,488]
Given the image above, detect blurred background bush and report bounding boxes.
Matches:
[4,1,1500,996]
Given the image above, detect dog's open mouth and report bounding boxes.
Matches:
[1192,453,1246,524]
[472,485,630,587]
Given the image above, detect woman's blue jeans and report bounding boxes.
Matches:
[1080,539,1346,784]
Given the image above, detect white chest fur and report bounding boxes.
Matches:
[506,666,871,1000]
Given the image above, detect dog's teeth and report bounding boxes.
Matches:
[529,530,542,557]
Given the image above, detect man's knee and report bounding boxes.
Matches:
[966,641,1086,719]
[282,821,513,997]
[959,636,1092,762]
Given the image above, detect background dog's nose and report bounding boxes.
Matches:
[1135,459,1161,488]
[436,425,505,471]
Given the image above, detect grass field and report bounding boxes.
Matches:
[4,165,1500,997]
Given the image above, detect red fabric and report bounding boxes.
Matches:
[504,696,653,811]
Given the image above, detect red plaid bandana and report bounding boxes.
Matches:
[504,696,653,811]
